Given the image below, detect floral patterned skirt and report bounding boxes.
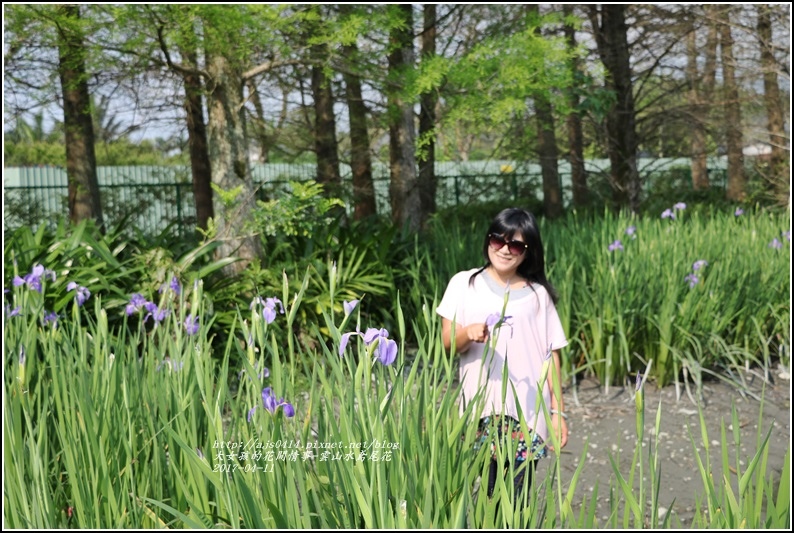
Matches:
[473,415,547,463]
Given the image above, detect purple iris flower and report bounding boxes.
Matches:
[6,306,22,317]
[485,313,501,327]
[692,260,708,271]
[685,273,699,288]
[262,387,278,412]
[673,202,686,210]
[43,311,58,327]
[159,276,182,295]
[363,327,388,344]
[266,297,284,314]
[184,314,200,335]
[769,238,783,249]
[782,231,790,241]
[625,226,637,239]
[339,326,398,365]
[15,264,56,293]
[66,281,91,307]
[250,387,295,419]
[734,207,744,216]
[377,338,398,366]
[661,209,675,220]
[485,312,514,337]
[259,296,285,324]
[125,293,150,316]
[343,299,359,316]
[339,330,359,356]
[144,305,170,324]
[263,306,277,324]
[608,240,624,252]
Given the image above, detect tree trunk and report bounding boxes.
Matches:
[686,9,718,191]
[536,94,563,219]
[718,7,746,202]
[528,4,563,219]
[342,49,377,220]
[310,42,342,196]
[418,3,437,223]
[387,4,421,230]
[339,5,376,220]
[590,4,641,213]
[206,52,262,275]
[687,30,710,191]
[757,5,789,203]
[56,5,104,231]
[180,45,214,233]
[246,78,270,163]
[563,4,588,208]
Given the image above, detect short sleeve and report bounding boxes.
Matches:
[436,270,472,323]
[543,289,568,351]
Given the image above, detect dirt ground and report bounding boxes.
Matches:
[533,367,791,527]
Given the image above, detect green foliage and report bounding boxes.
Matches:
[251,180,344,238]
[7,203,788,392]
[3,137,188,167]
[3,141,67,167]
[3,240,789,528]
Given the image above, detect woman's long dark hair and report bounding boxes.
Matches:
[468,207,558,304]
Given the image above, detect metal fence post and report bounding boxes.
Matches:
[176,183,183,239]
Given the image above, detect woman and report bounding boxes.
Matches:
[436,207,569,503]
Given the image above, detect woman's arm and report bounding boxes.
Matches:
[441,317,489,354]
[546,349,568,450]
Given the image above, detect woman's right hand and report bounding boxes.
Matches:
[442,319,490,353]
[466,323,489,343]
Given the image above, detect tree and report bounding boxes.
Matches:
[563,5,589,208]
[147,5,311,274]
[527,5,563,219]
[301,5,342,196]
[179,42,214,232]
[717,6,746,202]
[387,4,421,231]
[589,4,641,213]
[686,6,718,191]
[418,3,438,224]
[56,5,104,230]
[338,6,377,220]
[756,4,789,204]
[203,35,262,273]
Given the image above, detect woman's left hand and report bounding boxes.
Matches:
[547,413,568,452]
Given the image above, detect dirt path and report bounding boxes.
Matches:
[533,369,791,527]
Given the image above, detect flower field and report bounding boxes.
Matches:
[3,206,790,528]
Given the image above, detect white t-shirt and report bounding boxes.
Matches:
[436,268,568,442]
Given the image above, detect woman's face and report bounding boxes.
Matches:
[487,231,526,276]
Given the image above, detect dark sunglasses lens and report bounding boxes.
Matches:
[507,242,526,255]
[488,235,506,250]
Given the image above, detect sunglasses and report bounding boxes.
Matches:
[488,233,527,256]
